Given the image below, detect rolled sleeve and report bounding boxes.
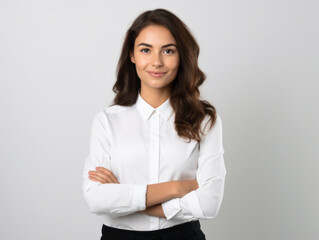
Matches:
[132,184,148,211]
[162,198,181,220]
[162,114,226,220]
[162,191,205,220]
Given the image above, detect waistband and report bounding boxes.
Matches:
[102,220,201,239]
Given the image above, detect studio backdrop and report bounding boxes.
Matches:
[0,0,318,239]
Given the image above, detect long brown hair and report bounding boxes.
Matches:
[111,8,217,143]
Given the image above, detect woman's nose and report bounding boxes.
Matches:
[152,53,163,67]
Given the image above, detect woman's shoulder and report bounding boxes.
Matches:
[90,105,133,129]
[96,104,134,118]
[202,111,222,124]
[201,112,222,134]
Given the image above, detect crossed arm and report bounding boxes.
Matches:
[88,167,198,218]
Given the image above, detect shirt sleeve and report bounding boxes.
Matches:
[82,110,147,218]
[162,113,226,220]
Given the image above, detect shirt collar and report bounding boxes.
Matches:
[136,92,173,121]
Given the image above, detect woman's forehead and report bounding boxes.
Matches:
[135,25,176,47]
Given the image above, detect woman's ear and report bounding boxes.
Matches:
[130,52,135,64]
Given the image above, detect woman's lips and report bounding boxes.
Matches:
[147,71,167,78]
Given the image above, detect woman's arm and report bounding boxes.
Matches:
[137,180,199,217]
[138,203,165,218]
[90,168,199,218]
[145,181,178,207]
[90,169,178,207]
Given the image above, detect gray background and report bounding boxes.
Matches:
[0,0,318,239]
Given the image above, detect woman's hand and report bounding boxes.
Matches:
[88,167,120,184]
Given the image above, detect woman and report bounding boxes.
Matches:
[82,8,226,240]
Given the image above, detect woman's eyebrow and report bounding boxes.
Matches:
[137,43,177,48]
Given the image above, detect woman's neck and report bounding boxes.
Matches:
[139,88,171,109]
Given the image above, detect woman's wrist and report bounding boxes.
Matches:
[175,179,199,198]
[145,180,181,207]
[172,180,181,198]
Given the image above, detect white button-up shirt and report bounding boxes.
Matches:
[82,92,226,231]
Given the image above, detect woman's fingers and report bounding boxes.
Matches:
[88,167,120,184]
[89,170,113,183]
[96,167,120,184]
[89,175,98,181]
[89,173,108,183]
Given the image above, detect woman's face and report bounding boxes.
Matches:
[130,25,180,93]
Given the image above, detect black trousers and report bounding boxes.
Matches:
[100,220,206,240]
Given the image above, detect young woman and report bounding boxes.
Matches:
[82,8,226,240]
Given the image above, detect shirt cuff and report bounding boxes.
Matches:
[132,184,147,211]
[162,191,205,220]
[162,198,181,220]
[180,191,205,218]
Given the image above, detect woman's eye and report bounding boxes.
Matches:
[141,49,150,53]
[164,49,174,54]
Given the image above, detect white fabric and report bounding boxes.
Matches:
[82,92,226,230]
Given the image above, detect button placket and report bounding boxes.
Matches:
[149,110,160,230]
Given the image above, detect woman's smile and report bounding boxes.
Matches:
[147,71,168,78]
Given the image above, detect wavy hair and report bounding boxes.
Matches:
[111,8,217,143]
